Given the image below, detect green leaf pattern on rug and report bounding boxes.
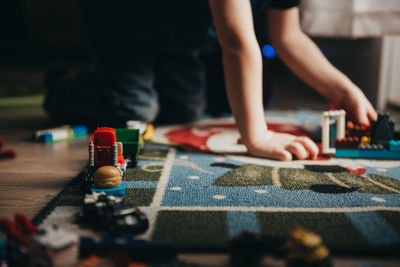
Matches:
[213,164,400,194]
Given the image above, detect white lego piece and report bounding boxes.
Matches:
[321,109,346,155]
[126,120,147,135]
[322,112,335,154]
[32,225,78,251]
[337,110,346,139]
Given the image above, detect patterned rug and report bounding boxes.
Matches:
[33,111,400,255]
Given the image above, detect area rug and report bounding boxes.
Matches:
[33,110,400,255]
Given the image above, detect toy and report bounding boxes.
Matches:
[93,166,123,188]
[116,128,141,167]
[30,224,79,267]
[0,238,6,265]
[0,137,16,161]
[85,127,142,195]
[0,213,78,267]
[230,230,276,267]
[286,226,331,267]
[82,192,149,236]
[321,111,400,159]
[126,120,154,141]
[33,125,87,143]
[85,127,128,195]
[79,236,176,263]
[321,110,346,154]
[230,227,331,267]
[72,255,113,267]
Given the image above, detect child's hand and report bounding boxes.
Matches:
[246,131,319,161]
[331,85,377,126]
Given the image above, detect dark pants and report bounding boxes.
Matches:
[44,1,275,127]
[44,2,206,127]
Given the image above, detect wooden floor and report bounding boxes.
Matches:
[1,106,399,266]
[0,107,88,220]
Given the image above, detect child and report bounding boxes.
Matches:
[44,0,377,161]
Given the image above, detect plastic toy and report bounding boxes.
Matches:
[0,213,37,247]
[79,236,177,263]
[30,224,79,267]
[230,227,331,267]
[116,128,141,167]
[85,127,127,195]
[0,137,16,161]
[126,120,154,141]
[33,125,87,143]
[85,127,141,195]
[73,255,115,267]
[0,238,6,264]
[321,111,400,159]
[321,110,346,154]
[0,213,78,267]
[91,165,126,196]
[82,192,149,236]
[286,226,331,267]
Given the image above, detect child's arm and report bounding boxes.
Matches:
[209,0,318,161]
[267,7,377,125]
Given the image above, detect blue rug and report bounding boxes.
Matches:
[34,111,400,255]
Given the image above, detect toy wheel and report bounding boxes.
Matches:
[129,154,138,168]
[82,168,94,193]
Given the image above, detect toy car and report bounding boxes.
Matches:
[82,192,149,236]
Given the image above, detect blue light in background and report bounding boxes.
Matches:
[262,44,276,58]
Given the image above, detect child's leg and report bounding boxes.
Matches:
[44,3,159,127]
[155,50,206,124]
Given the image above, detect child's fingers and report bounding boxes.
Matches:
[271,149,292,161]
[286,142,308,160]
[367,104,377,122]
[295,136,319,159]
[353,103,372,127]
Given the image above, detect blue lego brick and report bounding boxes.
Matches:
[72,125,88,137]
[335,148,400,159]
[34,125,87,143]
[335,149,360,158]
[389,140,400,151]
[40,133,53,143]
[359,149,400,159]
[91,182,126,197]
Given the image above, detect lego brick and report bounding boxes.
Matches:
[346,122,369,138]
[334,137,360,149]
[389,140,400,151]
[359,149,400,159]
[334,149,360,158]
[0,238,6,260]
[91,182,126,197]
[370,113,395,148]
[335,148,400,159]
[34,125,87,143]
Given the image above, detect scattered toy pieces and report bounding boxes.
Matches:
[321,111,400,159]
[0,213,79,267]
[286,226,331,267]
[30,224,79,267]
[33,125,88,143]
[126,121,154,141]
[0,137,16,161]
[229,227,332,267]
[81,192,149,236]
